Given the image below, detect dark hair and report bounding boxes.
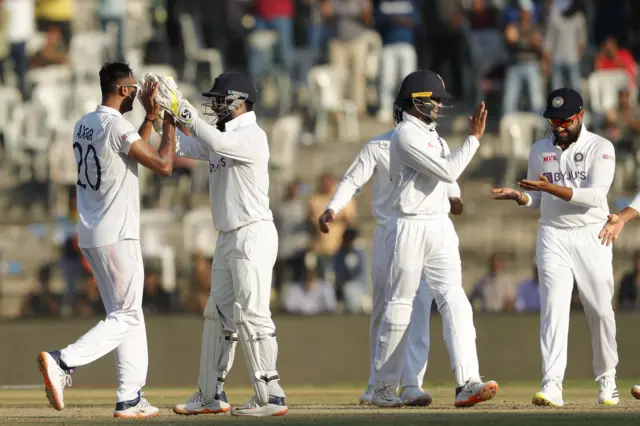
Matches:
[99,62,133,95]
[244,101,254,111]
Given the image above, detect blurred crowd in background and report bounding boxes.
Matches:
[2,0,640,320]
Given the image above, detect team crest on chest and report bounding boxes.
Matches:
[574,153,584,162]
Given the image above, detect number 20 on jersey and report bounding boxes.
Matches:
[74,124,101,191]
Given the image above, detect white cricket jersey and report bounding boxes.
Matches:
[326,129,462,226]
[389,113,478,217]
[178,112,273,232]
[523,124,616,228]
[74,105,142,248]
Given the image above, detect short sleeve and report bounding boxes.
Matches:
[110,118,141,155]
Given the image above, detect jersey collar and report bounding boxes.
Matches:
[96,104,123,117]
[223,111,257,132]
[403,112,437,132]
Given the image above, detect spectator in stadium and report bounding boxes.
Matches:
[324,0,374,115]
[543,0,586,90]
[333,227,368,314]
[594,35,638,90]
[604,89,640,187]
[281,251,336,315]
[186,250,211,314]
[98,0,126,61]
[502,0,545,115]
[72,274,106,318]
[34,0,72,47]
[425,0,466,99]
[374,0,419,123]
[616,251,640,311]
[29,24,68,68]
[514,264,540,312]
[2,0,34,99]
[248,0,295,84]
[21,264,62,318]
[307,172,357,278]
[463,0,504,104]
[468,252,515,312]
[273,179,309,293]
[142,268,173,315]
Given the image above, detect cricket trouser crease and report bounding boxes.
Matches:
[374,216,479,387]
[536,223,618,383]
[199,221,285,403]
[369,223,434,388]
[59,239,148,403]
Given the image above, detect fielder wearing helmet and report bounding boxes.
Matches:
[393,70,452,125]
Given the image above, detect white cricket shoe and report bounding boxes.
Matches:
[597,376,619,405]
[231,395,288,417]
[113,393,159,419]
[173,391,230,415]
[631,385,640,399]
[37,351,72,411]
[371,383,404,408]
[532,379,564,407]
[359,385,373,405]
[455,378,499,407]
[400,386,433,407]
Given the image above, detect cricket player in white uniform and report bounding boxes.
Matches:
[149,72,287,417]
[37,62,177,418]
[372,70,498,408]
[598,168,640,401]
[318,124,464,406]
[492,88,619,406]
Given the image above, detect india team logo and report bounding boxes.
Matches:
[574,153,584,162]
[552,96,564,108]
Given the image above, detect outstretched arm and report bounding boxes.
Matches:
[519,143,615,209]
[188,117,259,163]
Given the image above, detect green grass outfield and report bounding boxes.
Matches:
[1,381,640,425]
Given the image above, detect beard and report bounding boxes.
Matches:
[120,93,136,114]
[554,122,582,144]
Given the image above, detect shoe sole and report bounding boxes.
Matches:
[598,399,619,406]
[37,352,63,411]
[404,396,433,407]
[231,406,288,417]
[455,382,499,408]
[173,406,230,415]
[632,387,640,400]
[113,411,160,419]
[359,398,373,406]
[532,393,562,407]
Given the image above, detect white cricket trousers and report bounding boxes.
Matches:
[203,220,284,397]
[368,223,434,388]
[374,215,479,387]
[536,224,618,384]
[60,239,147,403]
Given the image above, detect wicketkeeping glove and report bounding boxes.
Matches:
[137,72,198,127]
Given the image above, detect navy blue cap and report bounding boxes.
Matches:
[202,72,257,103]
[543,88,583,119]
[395,70,451,107]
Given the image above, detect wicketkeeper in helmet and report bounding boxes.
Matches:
[370,70,499,407]
[144,71,288,417]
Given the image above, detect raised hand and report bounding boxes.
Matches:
[469,101,488,139]
[141,81,160,119]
